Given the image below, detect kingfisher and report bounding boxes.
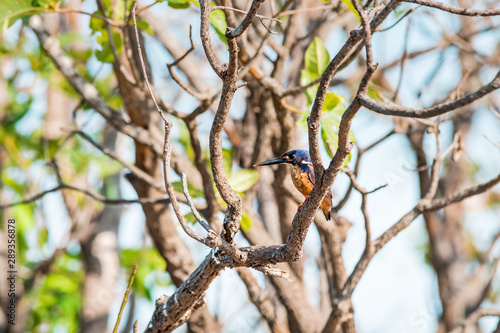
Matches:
[254,149,333,220]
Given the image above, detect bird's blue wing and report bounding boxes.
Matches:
[306,164,333,205]
[306,165,316,186]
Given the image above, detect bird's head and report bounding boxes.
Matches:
[254,149,312,171]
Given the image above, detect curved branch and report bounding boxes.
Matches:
[358,70,500,118]
[30,15,174,155]
[200,0,224,77]
[405,0,500,16]
[225,0,267,38]
[448,308,500,333]
[307,0,403,179]
[0,184,170,209]
[321,171,500,332]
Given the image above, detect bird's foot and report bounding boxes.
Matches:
[297,196,309,211]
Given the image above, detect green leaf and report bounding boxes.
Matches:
[320,116,355,165]
[340,0,361,23]
[31,0,61,8]
[2,173,25,194]
[47,139,60,159]
[368,86,384,102]
[322,91,346,114]
[136,19,154,35]
[321,118,340,158]
[120,248,168,301]
[176,120,195,162]
[301,37,330,105]
[227,169,259,193]
[304,37,330,78]
[95,30,123,63]
[172,181,205,198]
[209,9,228,46]
[300,69,318,105]
[241,213,253,232]
[89,10,105,35]
[0,0,54,31]
[184,212,198,224]
[296,110,310,132]
[97,155,122,179]
[222,148,233,176]
[113,0,133,22]
[38,226,49,249]
[168,0,190,9]
[28,252,83,332]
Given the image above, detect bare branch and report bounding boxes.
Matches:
[55,7,121,27]
[166,26,214,101]
[211,5,281,24]
[199,0,224,77]
[181,173,211,233]
[235,268,290,333]
[358,70,500,118]
[448,308,500,333]
[0,183,169,209]
[70,129,166,194]
[279,3,336,17]
[422,173,500,212]
[113,263,138,333]
[30,15,174,154]
[405,0,500,16]
[224,0,267,38]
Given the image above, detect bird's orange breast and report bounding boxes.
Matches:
[290,165,314,197]
[290,164,333,220]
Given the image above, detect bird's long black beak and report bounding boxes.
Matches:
[253,157,286,167]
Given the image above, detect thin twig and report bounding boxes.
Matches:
[358,70,500,118]
[358,129,395,153]
[132,3,248,265]
[70,129,167,194]
[132,3,208,247]
[135,0,161,14]
[279,3,336,17]
[225,0,268,38]
[181,173,211,232]
[131,4,165,123]
[448,308,500,333]
[489,105,500,120]
[0,183,170,209]
[405,0,500,16]
[55,8,121,27]
[211,5,281,23]
[113,263,138,333]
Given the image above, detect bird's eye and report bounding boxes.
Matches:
[289,154,295,160]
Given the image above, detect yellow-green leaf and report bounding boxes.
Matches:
[304,37,330,78]
[322,91,346,115]
[340,0,361,23]
[209,9,228,46]
[241,213,253,232]
[228,169,259,194]
[0,0,54,31]
[172,181,205,198]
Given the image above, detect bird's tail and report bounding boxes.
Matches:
[321,201,332,221]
